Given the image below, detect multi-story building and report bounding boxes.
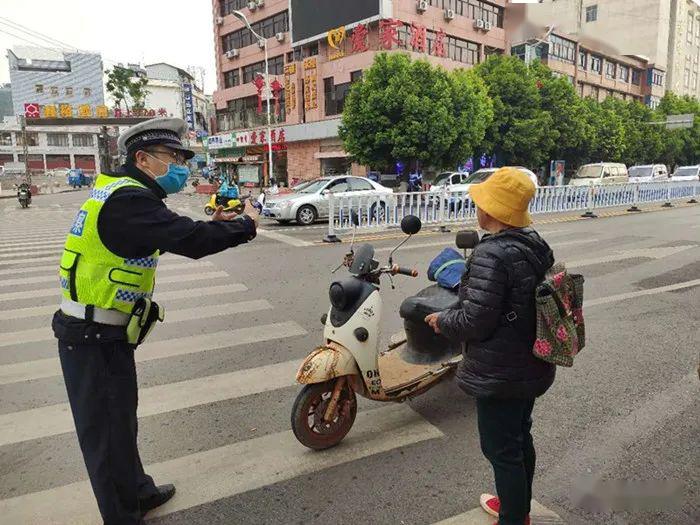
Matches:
[0,84,13,120]
[0,116,103,175]
[210,0,508,186]
[527,0,700,100]
[7,47,105,117]
[512,31,667,107]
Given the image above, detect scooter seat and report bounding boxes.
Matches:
[399,284,460,323]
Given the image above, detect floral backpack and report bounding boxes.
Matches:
[532,263,586,367]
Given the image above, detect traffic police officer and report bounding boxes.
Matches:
[52,117,259,524]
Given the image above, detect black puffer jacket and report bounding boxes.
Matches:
[437,228,556,399]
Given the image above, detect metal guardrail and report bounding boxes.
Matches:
[323,181,700,242]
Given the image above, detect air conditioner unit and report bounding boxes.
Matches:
[247,1,257,10]
[275,32,285,42]
[473,19,485,29]
[215,16,224,25]
[256,0,265,7]
[444,9,455,21]
[225,49,239,59]
[484,20,493,31]
[416,0,428,13]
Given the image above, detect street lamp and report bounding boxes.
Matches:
[232,9,274,187]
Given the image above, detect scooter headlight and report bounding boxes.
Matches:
[329,279,363,311]
[329,282,348,310]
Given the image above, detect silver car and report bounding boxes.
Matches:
[263,176,393,225]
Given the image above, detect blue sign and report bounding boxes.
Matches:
[183,83,195,131]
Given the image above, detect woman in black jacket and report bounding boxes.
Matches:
[425,168,555,525]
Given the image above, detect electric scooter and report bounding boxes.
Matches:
[291,213,480,450]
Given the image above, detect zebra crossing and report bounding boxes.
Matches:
[0,201,481,525]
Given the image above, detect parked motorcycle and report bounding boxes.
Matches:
[17,184,31,209]
[291,212,480,450]
[204,193,244,215]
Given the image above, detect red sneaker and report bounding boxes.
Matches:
[481,494,531,525]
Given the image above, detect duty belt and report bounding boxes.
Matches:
[60,298,130,326]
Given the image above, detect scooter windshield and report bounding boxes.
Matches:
[349,244,377,276]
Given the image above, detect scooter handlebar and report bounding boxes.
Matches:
[391,265,418,278]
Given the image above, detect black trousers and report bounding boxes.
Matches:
[476,397,536,525]
[58,340,158,525]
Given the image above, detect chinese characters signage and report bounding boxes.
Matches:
[235,128,286,148]
[206,133,236,150]
[302,58,318,111]
[183,83,195,131]
[284,64,297,112]
[24,103,168,119]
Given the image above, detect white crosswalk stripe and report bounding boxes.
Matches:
[0,404,442,524]
[0,321,306,385]
[0,259,214,277]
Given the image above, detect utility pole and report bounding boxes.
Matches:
[18,115,30,185]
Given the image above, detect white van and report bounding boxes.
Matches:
[569,163,629,186]
[628,164,668,182]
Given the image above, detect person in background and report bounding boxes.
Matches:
[425,168,556,525]
[53,117,259,525]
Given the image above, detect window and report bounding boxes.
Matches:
[579,50,587,70]
[549,35,576,63]
[350,70,363,83]
[324,77,352,116]
[72,134,94,147]
[35,84,44,94]
[435,1,503,28]
[216,91,285,131]
[47,133,69,147]
[222,11,289,52]
[220,0,248,16]
[83,88,92,97]
[241,55,284,83]
[15,132,38,146]
[618,65,629,83]
[65,87,73,97]
[0,132,12,146]
[605,61,616,79]
[684,57,691,87]
[348,178,374,191]
[224,69,240,88]
[590,55,602,73]
[586,5,598,23]
[688,12,694,44]
[696,17,700,46]
[631,69,641,85]
[50,86,59,96]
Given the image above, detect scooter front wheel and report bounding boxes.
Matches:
[291,380,357,450]
[204,206,215,216]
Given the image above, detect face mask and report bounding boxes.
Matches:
[145,153,190,194]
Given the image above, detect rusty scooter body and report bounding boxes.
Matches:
[291,213,479,450]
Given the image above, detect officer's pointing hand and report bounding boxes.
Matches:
[212,205,238,222]
[242,199,260,227]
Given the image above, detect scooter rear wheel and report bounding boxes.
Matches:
[291,380,357,450]
[204,206,215,216]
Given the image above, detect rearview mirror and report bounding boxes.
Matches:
[456,230,479,250]
[401,215,422,235]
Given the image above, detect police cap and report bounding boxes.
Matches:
[118,117,195,160]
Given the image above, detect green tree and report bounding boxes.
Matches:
[339,53,491,171]
[105,67,149,112]
[656,93,700,168]
[529,61,589,167]
[472,55,556,167]
[602,98,665,166]
[583,98,626,162]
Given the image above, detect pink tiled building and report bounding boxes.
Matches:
[210,0,509,186]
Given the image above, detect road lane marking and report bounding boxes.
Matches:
[0,321,305,385]
[584,279,700,307]
[0,404,442,523]
[0,249,61,260]
[0,272,232,302]
[433,500,564,525]
[0,255,59,267]
[0,242,65,254]
[0,259,214,277]
[0,300,273,343]
[568,245,697,267]
[256,228,314,247]
[0,358,299,445]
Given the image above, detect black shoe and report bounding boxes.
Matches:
[140,484,176,516]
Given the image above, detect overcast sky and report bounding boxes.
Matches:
[0,0,217,93]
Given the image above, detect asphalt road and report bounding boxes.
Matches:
[0,189,698,525]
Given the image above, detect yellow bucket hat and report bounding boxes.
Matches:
[469,167,536,228]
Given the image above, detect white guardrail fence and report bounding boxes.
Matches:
[324,181,700,241]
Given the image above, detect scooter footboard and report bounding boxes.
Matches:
[296,344,360,384]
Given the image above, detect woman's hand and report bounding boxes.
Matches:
[425,313,442,334]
